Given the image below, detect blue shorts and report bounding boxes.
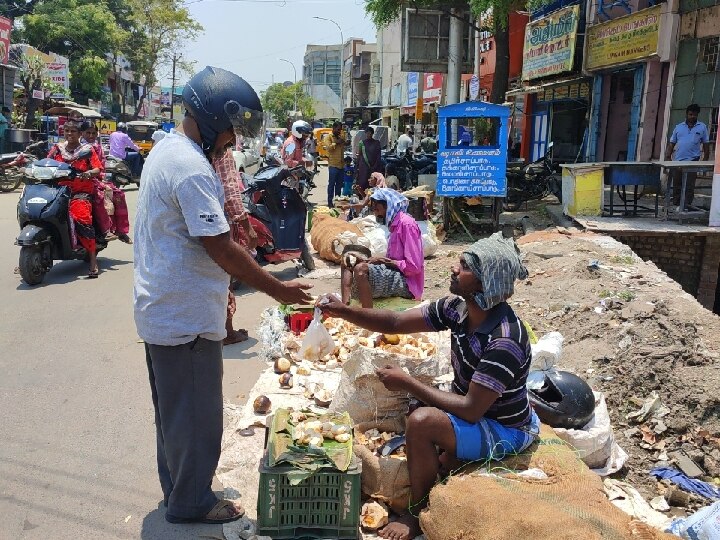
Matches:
[447,411,541,462]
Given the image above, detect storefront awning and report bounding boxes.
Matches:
[505,77,590,98]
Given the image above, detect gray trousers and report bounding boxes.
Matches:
[145,337,223,519]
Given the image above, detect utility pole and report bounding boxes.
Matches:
[170,53,181,121]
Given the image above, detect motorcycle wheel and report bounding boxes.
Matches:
[300,240,315,272]
[0,169,22,192]
[19,246,47,285]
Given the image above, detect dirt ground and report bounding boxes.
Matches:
[422,202,720,510]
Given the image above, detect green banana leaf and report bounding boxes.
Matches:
[268,408,353,473]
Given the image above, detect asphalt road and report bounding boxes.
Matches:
[0,165,332,539]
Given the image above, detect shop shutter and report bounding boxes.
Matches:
[627,65,646,161]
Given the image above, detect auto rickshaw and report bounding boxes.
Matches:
[126,120,158,156]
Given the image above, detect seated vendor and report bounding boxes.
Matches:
[318,232,539,540]
[341,188,424,308]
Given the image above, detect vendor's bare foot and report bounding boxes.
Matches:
[378,514,421,540]
[223,329,248,345]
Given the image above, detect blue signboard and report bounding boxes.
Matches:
[437,101,510,197]
[407,72,418,107]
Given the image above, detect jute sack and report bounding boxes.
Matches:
[310,214,361,264]
[330,340,450,433]
[420,425,676,540]
[353,418,410,514]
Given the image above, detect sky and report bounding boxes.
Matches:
[161,0,377,93]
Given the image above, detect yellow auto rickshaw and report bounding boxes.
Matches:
[314,127,338,159]
[126,120,158,156]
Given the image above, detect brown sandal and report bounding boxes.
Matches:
[165,499,245,524]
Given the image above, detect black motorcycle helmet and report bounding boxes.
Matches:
[182,66,263,152]
[527,369,595,429]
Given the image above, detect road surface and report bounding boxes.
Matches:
[0,165,333,539]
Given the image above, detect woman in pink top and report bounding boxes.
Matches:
[341,188,424,307]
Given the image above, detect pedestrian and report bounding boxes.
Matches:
[420,130,437,153]
[133,66,312,526]
[306,132,319,173]
[318,232,538,540]
[321,121,347,206]
[665,103,710,210]
[396,127,413,157]
[212,144,258,346]
[0,106,10,153]
[355,126,383,193]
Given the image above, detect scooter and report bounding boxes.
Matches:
[105,147,143,188]
[503,142,561,211]
[15,156,109,285]
[0,140,48,192]
[384,149,437,190]
[243,163,315,273]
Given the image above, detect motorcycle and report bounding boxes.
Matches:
[0,140,47,192]
[243,163,316,274]
[503,142,561,211]
[104,147,142,188]
[384,149,437,190]
[15,155,110,285]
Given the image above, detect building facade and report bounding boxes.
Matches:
[303,44,343,120]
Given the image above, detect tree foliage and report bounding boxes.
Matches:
[260,82,316,126]
[20,0,125,99]
[9,47,63,126]
[125,0,202,117]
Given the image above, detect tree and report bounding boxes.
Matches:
[9,47,63,127]
[124,0,202,118]
[260,82,316,126]
[364,0,518,104]
[20,0,125,100]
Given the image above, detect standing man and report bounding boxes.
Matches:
[319,232,538,540]
[420,129,438,153]
[134,66,312,526]
[322,121,346,207]
[666,104,710,210]
[396,127,413,156]
[0,106,10,153]
[109,122,144,177]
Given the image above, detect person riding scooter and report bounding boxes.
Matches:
[281,120,312,168]
[109,122,144,178]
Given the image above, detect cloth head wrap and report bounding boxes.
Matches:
[370,187,408,225]
[462,231,528,310]
[370,172,386,188]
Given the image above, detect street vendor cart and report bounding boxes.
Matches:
[436,101,510,233]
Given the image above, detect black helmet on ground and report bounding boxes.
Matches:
[527,369,595,429]
[182,66,264,151]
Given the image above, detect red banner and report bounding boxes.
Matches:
[423,73,443,103]
[0,17,12,64]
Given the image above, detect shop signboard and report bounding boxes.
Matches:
[437,101,510,197]
[423,73,443,103]
[522,5,580,81]
[406,72,418,107]
[585,5,662,70]
[0,17,11,64]
[99,120,117,135]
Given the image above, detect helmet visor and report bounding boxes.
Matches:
[224,100,263,138]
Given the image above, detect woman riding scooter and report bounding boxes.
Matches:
[47,120,103,278]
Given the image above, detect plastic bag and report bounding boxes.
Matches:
[298,308,335,362]
[530,331,564,371]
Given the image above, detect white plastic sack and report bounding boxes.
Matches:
[418,221,440,258]
[298,309,335,362]
[669,500,720,539]
[554,392,628,475]
[332,230,373,258]
[530,331,564,371]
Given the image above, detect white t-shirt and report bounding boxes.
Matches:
[133,130,230,346]
[396,133,412,156]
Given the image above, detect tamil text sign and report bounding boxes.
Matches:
[522,5,579,81]
[437,147,507,196]
[585,5,661,70]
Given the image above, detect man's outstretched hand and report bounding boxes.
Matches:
[272,279,313,305]
[376,365,411,392]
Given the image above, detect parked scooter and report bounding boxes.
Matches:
[243,164,315,273]
[384,149,437,190]
[15,156,109,285]
[504,142,561,211]
[0,140,48,192]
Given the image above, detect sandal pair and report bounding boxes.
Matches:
[165,499,245,524]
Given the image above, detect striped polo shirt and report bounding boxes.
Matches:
[422,296,532,428]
